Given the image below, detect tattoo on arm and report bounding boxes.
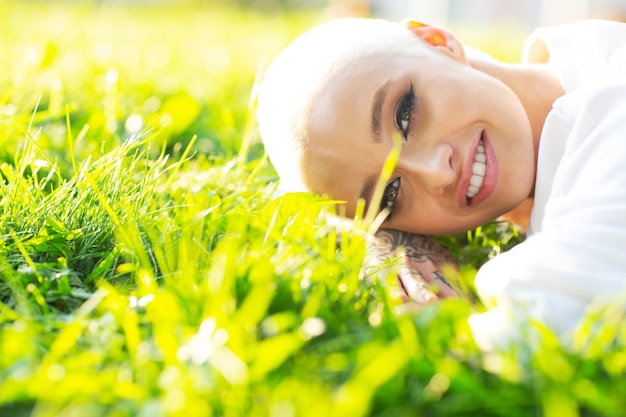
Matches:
[432,270,452,287]
[374,229,456,267]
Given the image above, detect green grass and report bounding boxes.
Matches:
[0,2,625,416]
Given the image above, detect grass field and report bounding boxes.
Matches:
[0,1,625,416]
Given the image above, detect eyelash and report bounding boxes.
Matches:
[395,83,416,140]
[381,85,415,221]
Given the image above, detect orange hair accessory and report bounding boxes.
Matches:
[426,33,447,46]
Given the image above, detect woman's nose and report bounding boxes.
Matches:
[397,143,456,196]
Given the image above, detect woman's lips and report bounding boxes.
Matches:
[458,130,498,208]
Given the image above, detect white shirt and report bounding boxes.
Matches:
[470,20,626,349]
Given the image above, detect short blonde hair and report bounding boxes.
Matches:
[257,18,425,192]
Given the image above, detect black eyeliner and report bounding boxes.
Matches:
[380,177,401,222]
[395,83,416,140]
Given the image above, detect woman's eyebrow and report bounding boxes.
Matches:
[371,80,391,144]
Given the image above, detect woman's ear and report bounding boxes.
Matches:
[401,19,466,62]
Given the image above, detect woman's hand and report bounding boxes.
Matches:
[374,229,459,303]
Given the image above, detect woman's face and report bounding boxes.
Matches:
[301,37,536,234]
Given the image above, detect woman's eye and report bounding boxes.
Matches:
[395,84,415,139]
[380,177,401,220]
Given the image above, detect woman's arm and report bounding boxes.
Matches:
[374,229,459,300]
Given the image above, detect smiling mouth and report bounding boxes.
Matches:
[466,137,486,200]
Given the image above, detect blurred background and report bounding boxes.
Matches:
[61,0,626,27]
[325,0,626,27]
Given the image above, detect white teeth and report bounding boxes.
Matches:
[470,174,483,187]
[472,162,486,176]
[466,139,486,199]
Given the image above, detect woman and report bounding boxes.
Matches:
[257,18,626,347]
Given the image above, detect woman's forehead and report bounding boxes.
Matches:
[308,51,419,132]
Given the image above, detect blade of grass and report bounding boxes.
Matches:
[362,132,403,233]
[237,61,264,168]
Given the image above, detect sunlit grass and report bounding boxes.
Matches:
[0,1,316,170]
[0,2,624,416]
